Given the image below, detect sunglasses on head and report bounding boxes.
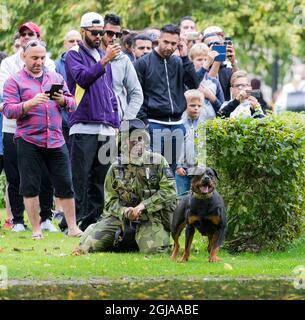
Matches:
[23,40,46,52]
[104,30,123,38]
[20,31,35,37]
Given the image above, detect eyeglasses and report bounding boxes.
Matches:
[207,41,221,47]
[104,30,123,38]
[84,29,104,36]
[23,40,46,52]
[232,84,250,89]
[20,32,35,38]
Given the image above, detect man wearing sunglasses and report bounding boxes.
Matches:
[63,12,122,232]
[202,30,238,101]
[100,13,143,121]
[0,22,57,233]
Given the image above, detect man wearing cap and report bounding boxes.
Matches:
[63,12,121,231]
[0,21,57,233]
[100,13,143,121]
[73,119,176,255]
[202,26,238,101]
[2,40,82,239]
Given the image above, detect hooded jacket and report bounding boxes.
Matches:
[65,42,119,129]
[108,52,143,120]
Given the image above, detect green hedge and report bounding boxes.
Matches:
[201,112,305,253]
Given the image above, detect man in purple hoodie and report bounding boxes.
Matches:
[63,12,121,231]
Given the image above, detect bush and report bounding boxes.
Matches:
[200,112,305,253]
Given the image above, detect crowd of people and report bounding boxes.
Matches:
[0,11,294,253]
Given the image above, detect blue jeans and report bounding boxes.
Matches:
[175,171,191,196]
[148,122,185,173]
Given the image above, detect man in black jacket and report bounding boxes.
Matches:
[134,24,198,173]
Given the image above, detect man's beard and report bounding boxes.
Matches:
[84,34,101,49]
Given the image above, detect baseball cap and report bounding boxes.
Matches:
[19,22,41,36]
[202,26,224,38]
[80,12,104,28]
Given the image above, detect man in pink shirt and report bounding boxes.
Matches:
[3,40,82,239]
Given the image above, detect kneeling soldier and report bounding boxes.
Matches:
[73,119,176,254]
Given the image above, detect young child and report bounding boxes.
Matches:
[175,89,205,196]
[218,70,265,118]
[189,43,224,119]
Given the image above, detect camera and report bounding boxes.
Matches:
[185,31,200,41]
[246,89,261,99]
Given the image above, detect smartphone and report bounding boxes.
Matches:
[212,45,226,62]
[246,89,261,99]
[185,31,200,41]
[45,84,64,100]
[114,37,122,45]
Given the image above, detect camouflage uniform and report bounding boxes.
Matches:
[79,151,176,254]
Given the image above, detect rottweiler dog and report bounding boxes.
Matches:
[171,167,227,263]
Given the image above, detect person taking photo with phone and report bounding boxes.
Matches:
[0,22,58,233]
[99,13,143,121]
[218,70,265,119]
[2,40,82,239]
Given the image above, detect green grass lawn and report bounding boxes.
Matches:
[1,210,305,281]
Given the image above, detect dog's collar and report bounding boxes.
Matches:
[192,190,214,200]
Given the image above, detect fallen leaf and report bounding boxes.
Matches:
[136,293,149,300]
[67,290,76,300]
[224,263,233,270]
[99,291,108,298]
[0,247,5,253]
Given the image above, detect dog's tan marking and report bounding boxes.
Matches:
[207,215,221,225]
[187,214,200,225]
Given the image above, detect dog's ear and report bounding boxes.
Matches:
[211,168,220,180]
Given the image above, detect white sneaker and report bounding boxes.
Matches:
[12,223,26,232]
[40,219,58,232]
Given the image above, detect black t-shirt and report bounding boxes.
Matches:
[218,64,233,101]
[35,74,44,84]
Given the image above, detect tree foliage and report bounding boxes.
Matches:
[1,0,305,85]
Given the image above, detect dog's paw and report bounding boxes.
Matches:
[179,256,189,263]
[170,254,177,261]
[72,246,86,256]
[208,255,221,263]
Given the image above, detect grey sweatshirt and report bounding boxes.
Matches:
[110,52,143,120]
